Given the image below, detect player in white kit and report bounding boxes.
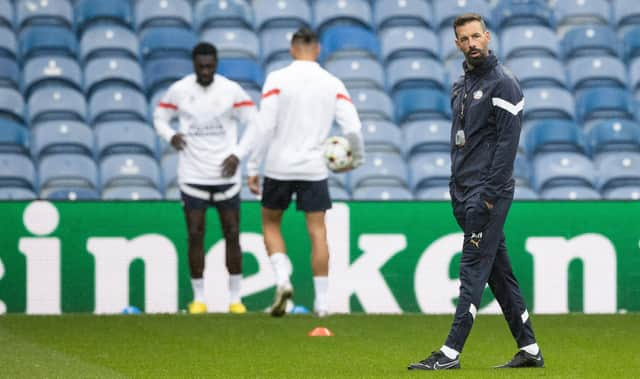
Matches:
[154,42,260,314]
[247,28,365,317]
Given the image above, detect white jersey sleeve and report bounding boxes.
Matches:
[153,85,179,142]
[334,81,365,167]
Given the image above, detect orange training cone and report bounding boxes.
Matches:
[308,327,334,337]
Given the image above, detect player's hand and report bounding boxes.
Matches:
[484,200,494,210]
[248,175,261,195]
[170,133,187,151]
[221,154,239,177]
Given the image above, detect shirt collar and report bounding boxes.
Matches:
[462,51,498,77]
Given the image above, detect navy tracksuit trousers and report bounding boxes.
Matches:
[444,194,537,353]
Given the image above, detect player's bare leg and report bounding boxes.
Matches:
[217,208,246,314]
[305,211,329,317]
[184,208,207,314]
[262,207,292,316]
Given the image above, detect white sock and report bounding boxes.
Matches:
[313,276,328,312]
[229,274,242,304]
[520,343,540,355]
[191,278,204,302]
[269,252,292,287]
[440,345,459,359]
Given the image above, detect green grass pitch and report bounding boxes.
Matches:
[1,313,638,378]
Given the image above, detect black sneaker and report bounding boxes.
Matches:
[407,351,460,370]
[495,350,544,368]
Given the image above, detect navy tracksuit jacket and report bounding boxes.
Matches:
[444,53,537,353]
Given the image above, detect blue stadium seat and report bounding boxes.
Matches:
[144,57,192,95]
[135,0,192,30]
[319,25,380,62]
[27,87,86,124]
[403,119,450,156]
[313,0,373,32]
[0,0,13,29]
[540,186,601,200]
[327,169,349,192]
[514,153,531,187]
[326,57,384,89]
[373,0,433,30]
[253,0,310,30]
[80,25,139,62]
[38,153,99,191]
[352,185,413,200]
[161,153,177,189]
[567,56,627,91]
[380,26,438,62]
[260,27,295,64]
[562,26,619,59]
[349,88,394,121]
[0,56,18,89]
[531,152,596,191]
[350,151,408,188]
[514,185,538,200]
[42,187,100,200]
[444,58,464,88]
[100,154,161,190]
[140,26,198,60]
[603,186,640,200]
[576,87,635,123]
[0,153,36,190]
[0,26,16,59]
[193,0,252,31]
[588,119,640,155]
[394,88,450,123]
[432,0,492,30]
[554,0,611,32]
[201,27,259,59]
[75,0,133,34]
[329,185,350,201]
[522,87,575,121]
[0,87,24,123]
[217,58,264,90]
[102,186,163,200]
[165,185,180,200]
[415,186,450,200]
[88,87,148,124]
[493,0,554,29]
[84,57,144,95]
[22,56,82,97]
[622,26,640,61]
[31,121,94,160]
[16,0,73,30]
[501,26,559,59]
[505,57,567,89]
[631,57,640,93]
[409,152,451,190]
[595,151,640,192]
[95,121,157,158]
[0,187,37,200]
[386,57,446,93]
[360,120,402,154]
[0,120,28,155]
[19,25,77,60]
[524,120,587,158]
[613,0,640,31]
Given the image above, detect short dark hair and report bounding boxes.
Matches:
[192,42,218,61]
[291,27,318,46]
[453,13,487,38]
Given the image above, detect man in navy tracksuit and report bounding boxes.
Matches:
[408,13,544,370]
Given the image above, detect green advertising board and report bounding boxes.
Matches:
[0,200,638,315]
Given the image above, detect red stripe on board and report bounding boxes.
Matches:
[336,93,352,103]
[262,89,281,98]
[158,102,178,110]
[233,100,255,108]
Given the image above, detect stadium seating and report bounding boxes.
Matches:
[567,56,627,91]
[201,27,260,59]
[0,120,29,155]
[88,87,148,124]
[259,27,296,64]
[38,153,99,192]
[313,0,373,32]
[0,56,19,89]
[95,121,157,159]
[102,186,163,200]
[394,88,450,123]
[326,57,385,89]
[373,0,433,30]
[74,0,133,35]
[506,57,567,89]
[514,185,538,200]
[0,26,16,59]
[27,87,86,124]
[0,153,36,190]
[554,0,611,34]
[380,26,439,63]
[514,153,532,187]
[386,57,446,93]
[253,0,310,31]
[501,26,560,59]
[43,187,100,200]
[588,119,640,155]
[603,186,640,200]
[139,26,198,60]
[352,185,413,200]
[19,25,77,61]
[16,0,74,30]
[360,120,403,154]
[349,88,394,121]
[524,120,587,158]
[135,0,192,31]
[217,58,264,90]
[613,0,640,32]
[0,187,37,200]
[80,25,140,62]
[329,185,350,200]
[402,119,450,156]
[23,56,82,97]
[595,151,640,193]
[31,121,94,160]
[562,25,620,59]
[493,0,553,29]
[319,25,380,62]
[575,87,635,123]
[350,151,409,189]
[193,0,253,31]
[540,186,601,200]
[0,0,13,29]
[622,26,640,61]
[531,152,596,192]
[432,0,492,30]
[409,152,451,190]
[415,186,451,200]
[144,57,192,95]
[522,87,575,120]
[161,153,178,190]
[100,154,161,190]
[84,57,144,95]
[0,87,25,123]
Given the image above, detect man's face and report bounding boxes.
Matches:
[193,54,216,87]
[455,20,491,66]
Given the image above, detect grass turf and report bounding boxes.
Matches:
[0,313,638,378]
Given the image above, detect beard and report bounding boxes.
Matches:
[464,48,487,67]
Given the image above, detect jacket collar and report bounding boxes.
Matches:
[463,51,497,77]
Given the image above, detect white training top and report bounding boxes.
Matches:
[154,73,260,185]
[248,60,364,181]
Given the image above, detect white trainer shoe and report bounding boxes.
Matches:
[270,283,293,317]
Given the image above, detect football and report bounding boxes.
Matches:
[324,136,353,172]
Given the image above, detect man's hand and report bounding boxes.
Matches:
[221,154,239,178]
[248,175,261,195]
[170,133,187,151]
[484,200,494,210]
